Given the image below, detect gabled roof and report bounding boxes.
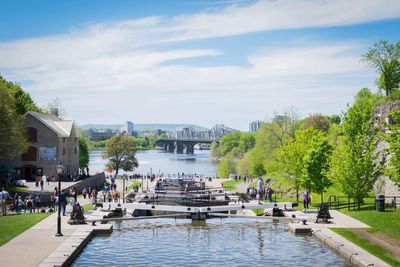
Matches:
[26,111,75,137]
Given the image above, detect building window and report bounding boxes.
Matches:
[74,147,78,154]
[63,148,66,155]
[26,127,37,143]
[63,137,66,143]
[21,146,37,161]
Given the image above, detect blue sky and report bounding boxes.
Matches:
[1,0,400,130]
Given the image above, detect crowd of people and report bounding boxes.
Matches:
[0,187,45,215]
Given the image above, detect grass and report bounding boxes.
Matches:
[332,209,400,267]
[332,228,400,267]
[342,209,400,240]
[82,203,94,211]
[8,185,29,193]
[126,180,141,192]
[252,208,265,216]
[222,179,244,191]
[0,213,51,246]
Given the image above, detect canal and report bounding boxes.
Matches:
[89,149,218,177]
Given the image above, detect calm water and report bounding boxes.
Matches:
[89,149,218,176]
[72,218,348,267]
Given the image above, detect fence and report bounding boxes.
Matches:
[326,195,399,211]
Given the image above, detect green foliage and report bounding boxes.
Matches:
[362,40,400,96]
[0,76,42,116]
[79,135,89,168]
[0,86,29,160]
[301,133,332,201]
[216,132,255,158]
[330,88,382,203]
[217,153,236,178]
[382,110,400,184]
[329,114,341,125]
[103,135,138,175]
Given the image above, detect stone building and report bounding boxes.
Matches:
[7,109,79,181]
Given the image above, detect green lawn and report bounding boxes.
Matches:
[126,180,141,192]
[8,185,29,193]
[222,179,244,191]
[82,203,94,211]
[0,213,51,246]
[342,209,400,240]
[332,228,400,267]
[332,209,400,267]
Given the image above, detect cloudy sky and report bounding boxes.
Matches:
[1,0,400,130]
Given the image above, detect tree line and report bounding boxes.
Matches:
[213,40,400,204]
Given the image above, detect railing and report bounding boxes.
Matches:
[326,195,399,211]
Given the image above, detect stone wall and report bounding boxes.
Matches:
[64,172,106,194]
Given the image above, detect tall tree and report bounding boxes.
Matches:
[330,89,382,207]
[279,128,317,201]
[0,76,41,115]
[303,114,330,133]
[103,135,138,176]
[0,86,29,160]
[301,133,332,202]
[79,135,89,171]
[362,40,400,96]
[217,153,236,178]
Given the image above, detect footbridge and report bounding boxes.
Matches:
[155,138,219,154]
[102,202,296,220]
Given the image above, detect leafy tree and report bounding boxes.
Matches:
[0,76,41,115]
[79,135,89,170]
[329,114,341,125]
[362,40,400,96]
[301,133,332,202]
[382,110,400,185]
[303,114,330,133]
[330,89,382,208]
[217,153,236,178]
[264,111,298,147]
[0,86,29,160]
[279,128,317,201]
[103,135,138,176]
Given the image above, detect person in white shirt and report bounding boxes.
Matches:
[0,187,11,216]
[257,177,264,204]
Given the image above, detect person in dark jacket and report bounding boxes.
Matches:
[59,190,68,216]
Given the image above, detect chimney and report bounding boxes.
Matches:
[50,108,59,117]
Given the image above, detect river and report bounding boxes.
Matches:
[89,149,218,177]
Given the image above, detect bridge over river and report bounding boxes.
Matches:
[155,138,218,154]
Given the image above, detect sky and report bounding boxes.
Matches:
[1,0,400,131]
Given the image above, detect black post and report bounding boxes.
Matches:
[123,177,125,204]
[55,173,63,236]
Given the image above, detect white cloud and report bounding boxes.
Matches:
[0,0,389,129]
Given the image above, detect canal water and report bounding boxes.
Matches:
[89,149,218,177]
[72,218,348,266]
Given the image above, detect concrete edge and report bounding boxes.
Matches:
[312,228,391,267]
[38,224,113,267]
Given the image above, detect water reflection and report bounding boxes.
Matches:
[72,218,348,267]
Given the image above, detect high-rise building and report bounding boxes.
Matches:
[249,120,262,133]
[122,121,134,135]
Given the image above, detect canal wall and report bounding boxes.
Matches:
[64,172,106,194]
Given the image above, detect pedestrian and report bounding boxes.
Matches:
[91,188,97,205]
[303,189,310,212]
[82,188,87,199]
[35,195,41,212]
[257,177,264,204]
[0,187,11,216]
[51,187,58,211]
[59,190,67,216]
[40,179,44,191]
[26,196,33,213]
[16,196,24,214]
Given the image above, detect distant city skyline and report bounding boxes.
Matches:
[1,0,400,131]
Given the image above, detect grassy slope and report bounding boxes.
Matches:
[0,213,51,246]
[332,210,400,267]
[222,179,244,191]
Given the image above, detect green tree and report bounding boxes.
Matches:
[0,86,29,160]
[382,110,400,185]
[0,76,41,115]
[303,114,330,133]
[103,135,138,176]
[301,133,332,202]
[362,40,400,96]
[279,128,317,201]
[330,89,382,208]
[217,153,236,178]
[79,135,89,170]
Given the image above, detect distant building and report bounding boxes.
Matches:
[249,120,262,133]
[6,109,79,181]
[122,121,134,135]
[88,128,116,140]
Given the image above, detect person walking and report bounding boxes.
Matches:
[303,189,310,212]
[59,190,68,216]
[0,187,11,216]
[40,179,44,191]
[82,188,87,199]
[257,177,264,204]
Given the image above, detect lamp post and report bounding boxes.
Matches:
[55,161,65,237]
